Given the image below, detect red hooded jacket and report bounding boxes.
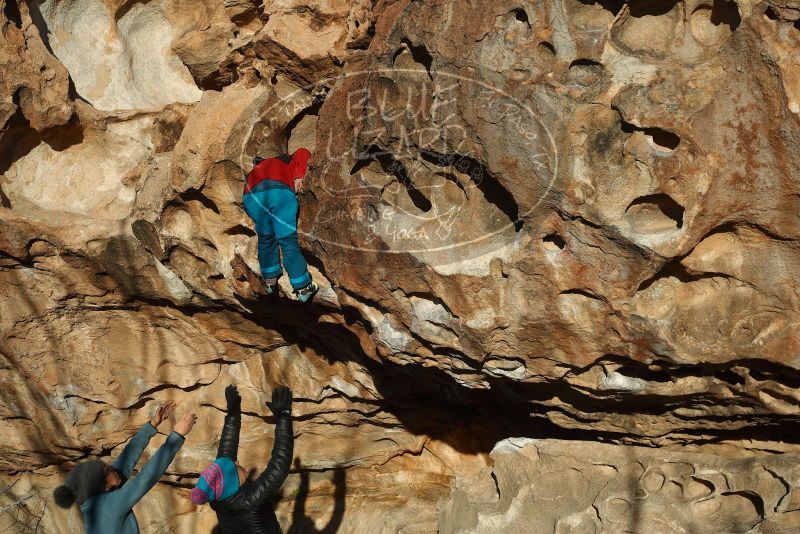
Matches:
[244,148,311,194]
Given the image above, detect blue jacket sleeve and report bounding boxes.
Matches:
[112,423,158,478]
[110,432,185,511]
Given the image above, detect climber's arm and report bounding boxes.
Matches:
[230,387,293,508]
[217,385,242,461]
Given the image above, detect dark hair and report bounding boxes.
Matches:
[252,157,264,166]
[53,485,76,508]
[104,465,127,490]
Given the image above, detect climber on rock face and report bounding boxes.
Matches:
[53,401,197,534]
[190,384,294,534]
[243,148,318,303]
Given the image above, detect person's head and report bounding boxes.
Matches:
[252,156,264,167]
[189,457,241,506]
[53,460,124,508]
[103,463,125,491]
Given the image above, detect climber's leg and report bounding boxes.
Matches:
[257,233,282,293]
[243,191,282,285]
[264,187,313,291]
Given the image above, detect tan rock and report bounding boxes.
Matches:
[32,0,205,111]
[440,438,800,534]
[2,0,800,532]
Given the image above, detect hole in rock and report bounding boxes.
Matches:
[43,116,85,151]
[199,69,238,92]
[115,0,145,22]
[636,259,729,292]
[539,41,557,57]
[0,185,11,209]
[690,0,741,46]
[394,38,433,78]
[645,127,681,151]
[0,99,85,175]
[348,17,378,51]
[543,233,566,250]
[229,5,262,27]
[625,194,684,234]
[351,146,432,213]
[714,369,745,386]
[628,0,680,18]
[568,59,605,85]
[349,158,372,176]
[490,472,501,498]
[621,120,681,152]
[3,0,22,28]
[560,288,603,300]
[513,7,530,26]
[434,171,468,196]
[179,188,220,214]
[710,0,741,31]
[419,148,523,232]
[571,58,603,67]
[764,6,780,21]
[611,0,683,58]
[224,224,256,237]
[579,0,625,15]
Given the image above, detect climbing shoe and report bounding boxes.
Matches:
[260,277,279,298]
[294,282,319,303]
[265,283,279,296]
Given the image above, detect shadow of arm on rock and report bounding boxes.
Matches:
[287,459,346,534]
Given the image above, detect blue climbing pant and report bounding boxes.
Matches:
[243,183,311,290]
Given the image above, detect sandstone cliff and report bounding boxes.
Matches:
[2,0,800,532]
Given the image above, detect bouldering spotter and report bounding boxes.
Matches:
[53,402,197,534]
[243,148,319,303]
[191,385,294,534]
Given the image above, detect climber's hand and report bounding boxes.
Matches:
[151,400,178,428]
[266,386,292,416]
[225,385,241,415]
[174,412,198,436]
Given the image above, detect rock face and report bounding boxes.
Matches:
[2,0,800,532]
[440,438,800,534]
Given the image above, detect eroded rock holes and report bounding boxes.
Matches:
[625,194,684,234]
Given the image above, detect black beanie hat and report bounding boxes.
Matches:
[53,460,106,508]
[252,156,264,166]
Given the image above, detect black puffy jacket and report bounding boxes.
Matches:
[210,407,293,534]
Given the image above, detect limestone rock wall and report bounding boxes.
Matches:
[1,0,800,532]
[440,439,800,534]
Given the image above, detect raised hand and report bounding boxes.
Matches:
[150,401,178,428]
[225,384,241,415]
[266,386,292,416]
[174,412,198,436]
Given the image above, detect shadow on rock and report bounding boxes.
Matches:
[287,458,346,534]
